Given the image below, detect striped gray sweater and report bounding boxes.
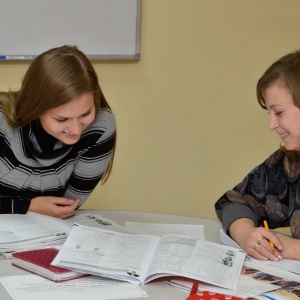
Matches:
[0,107,116,214]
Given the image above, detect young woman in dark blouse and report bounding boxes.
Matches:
[215,50,300,261]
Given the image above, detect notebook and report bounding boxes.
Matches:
[12,248,86,282]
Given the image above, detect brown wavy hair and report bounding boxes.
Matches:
[257,50,300,109]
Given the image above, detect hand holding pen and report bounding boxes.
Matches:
[263,220,275,250]
[229,218,283,261]
[252,220,283,261]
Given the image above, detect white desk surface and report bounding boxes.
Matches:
[0,209,222,300]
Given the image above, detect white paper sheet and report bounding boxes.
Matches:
[0,274,148,300]
[125,222,205,239]
[72,213,131,233]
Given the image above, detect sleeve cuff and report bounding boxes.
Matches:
[221,203,258,233]
[14,197,31,214]
[0,197,31,214]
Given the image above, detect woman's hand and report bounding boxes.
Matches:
[29,196,80,219]
[275,233,300,260]
[229,218,283,261]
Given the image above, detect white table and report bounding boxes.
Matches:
[0,210,222,300]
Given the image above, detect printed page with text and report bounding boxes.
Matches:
[52,224,245,289]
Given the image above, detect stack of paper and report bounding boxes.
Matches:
[0,212,131,258]
[0,212,71,255]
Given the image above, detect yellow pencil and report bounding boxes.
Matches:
[263,220,275,250]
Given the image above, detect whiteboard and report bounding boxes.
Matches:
[0,0,141,61]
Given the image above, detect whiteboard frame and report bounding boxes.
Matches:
[0,0,142,61]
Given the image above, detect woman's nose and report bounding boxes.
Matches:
[69,119,81,134]
[268,114,278,131]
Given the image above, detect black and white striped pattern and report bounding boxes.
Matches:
[0,108,116,214]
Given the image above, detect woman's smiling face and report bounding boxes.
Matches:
[39,92,96,145]
[265,82,300,151]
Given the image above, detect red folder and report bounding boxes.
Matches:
[12,248,87,282]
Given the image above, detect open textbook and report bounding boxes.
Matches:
[52,223,246,290]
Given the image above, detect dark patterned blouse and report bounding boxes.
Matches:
[215,149,300,238]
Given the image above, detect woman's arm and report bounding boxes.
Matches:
[215,150,294,260]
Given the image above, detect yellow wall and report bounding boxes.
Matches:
[1,0,299,220]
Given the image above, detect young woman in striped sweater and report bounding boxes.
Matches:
[0,45,116,218]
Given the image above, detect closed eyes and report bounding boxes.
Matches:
[55,110,92,123]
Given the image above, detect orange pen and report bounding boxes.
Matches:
[263,220,275,251]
